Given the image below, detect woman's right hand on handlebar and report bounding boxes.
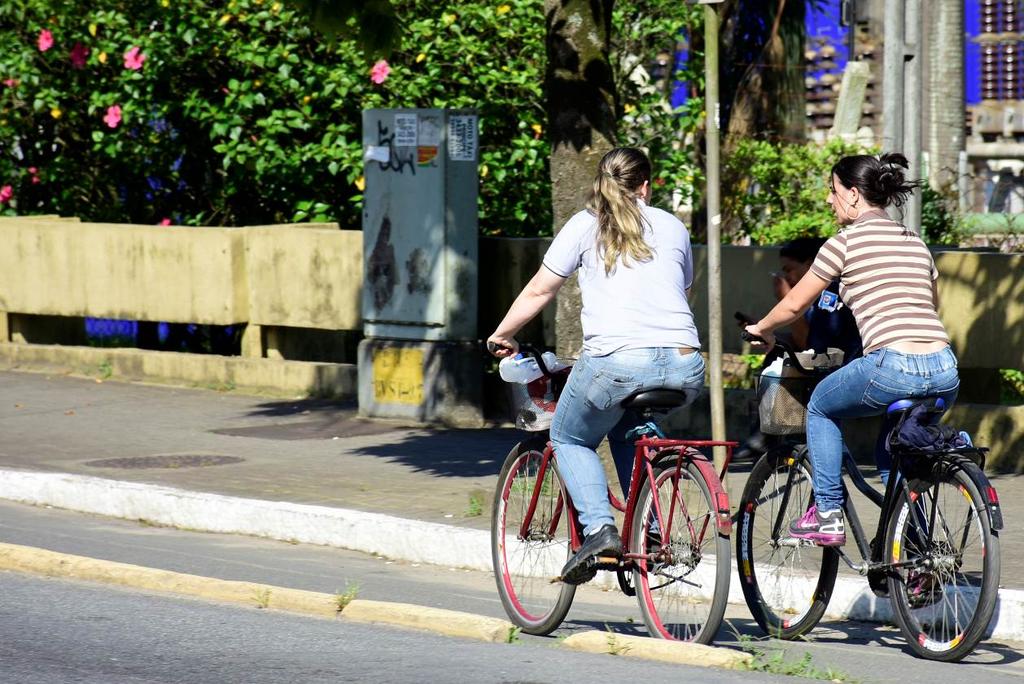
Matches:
[743,323,776,351]
[486,334,519,358]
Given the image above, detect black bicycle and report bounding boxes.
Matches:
[736,337,1002,662]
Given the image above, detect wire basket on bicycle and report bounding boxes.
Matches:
[756,348,845,435]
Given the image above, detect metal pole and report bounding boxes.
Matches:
[904,0,923,231]
[958,149,970,214]
[703,3,726,473]
[882,0,906,153]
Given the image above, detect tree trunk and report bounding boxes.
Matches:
[927,0,965,190]
[721,0,806,146]
[544,0,617,357]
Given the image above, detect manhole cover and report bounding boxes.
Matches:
[84,454,244,469]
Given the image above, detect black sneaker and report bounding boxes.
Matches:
[560,524,623,585]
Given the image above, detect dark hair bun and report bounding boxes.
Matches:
[873,153,911,203]
[831,152,921,209]
[878,152,909,170]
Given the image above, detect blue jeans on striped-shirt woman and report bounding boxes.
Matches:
[805,346,960,512]
[549,347,706,537]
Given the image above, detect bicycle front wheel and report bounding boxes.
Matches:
[886,460,1000,662]
[632,456,730,643]
[491,437,575,635]
[736,446,839,639]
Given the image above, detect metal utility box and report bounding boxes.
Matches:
[361,108,478,341]
[358,109,483,427]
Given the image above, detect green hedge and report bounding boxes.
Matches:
[0,0,702,235]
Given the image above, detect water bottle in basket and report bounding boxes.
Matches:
[500,351,571,431]
[498,354,544,384]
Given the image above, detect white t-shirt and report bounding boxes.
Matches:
[542,200,700,356]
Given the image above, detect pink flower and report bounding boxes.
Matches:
[103,105,122,129]
[158,218,172,226]
[0,185,12,204]
[69,42,90,69]
[123,46,146,71]
[38,30,54,52]
[369,59,390,84]
[2,79,17,88]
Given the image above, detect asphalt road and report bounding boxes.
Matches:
[1,572,775,684]
[1,500,1022,682]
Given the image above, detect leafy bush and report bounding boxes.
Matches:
[613,1,704,212]
[1001,369,1024,406]
[723,137,868,244]
[0,0,552,232]
[0,0,703,236]
[920,185,966,245]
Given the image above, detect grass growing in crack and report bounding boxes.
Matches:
[465,491,485,517]
[253,587,272,609]
[507,626,522,644]
[335,582,359,613]
[736,633,852,682]
[604,625,631,656]
[96,360,113,380]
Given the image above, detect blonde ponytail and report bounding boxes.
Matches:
[586,147,653,275]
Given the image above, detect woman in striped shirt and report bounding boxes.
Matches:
[744,153,959,546]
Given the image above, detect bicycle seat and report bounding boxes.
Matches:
[886,397,946,417]
[621,389,694,410]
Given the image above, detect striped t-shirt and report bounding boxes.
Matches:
[809,215,949,354]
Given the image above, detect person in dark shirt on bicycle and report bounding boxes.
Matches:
[487,147,704,584]
[744,153,958,546]
[772,237,862,363]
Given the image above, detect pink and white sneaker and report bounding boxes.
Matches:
[788,505,846,546]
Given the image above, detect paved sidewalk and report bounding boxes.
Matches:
[1,369,1021,633]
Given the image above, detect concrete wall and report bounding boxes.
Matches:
[245,226,362,330]
[0,219,248,325]
[0,218,363,331]
[5,222,1016,369]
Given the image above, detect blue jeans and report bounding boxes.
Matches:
[805,346,960,511]
[549,348,706,536]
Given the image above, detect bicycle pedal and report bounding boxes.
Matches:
[592,555,622,570]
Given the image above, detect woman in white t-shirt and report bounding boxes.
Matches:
[487,147,704,584]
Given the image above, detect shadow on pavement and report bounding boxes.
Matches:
[343,427,524,478]
[244,398,359,417]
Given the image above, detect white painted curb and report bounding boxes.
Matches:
[0,468,1020,642]
[0,469,491,570]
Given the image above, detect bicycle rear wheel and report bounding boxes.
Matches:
[491,437,575,635]
[736,446,839,639]
[886,460,1000,662]
[632,454,730,643]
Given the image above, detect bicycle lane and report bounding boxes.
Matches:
[1,370,1024,648]
[1,498,1022,680]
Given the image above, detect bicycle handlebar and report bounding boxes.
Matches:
[740,330,818,375]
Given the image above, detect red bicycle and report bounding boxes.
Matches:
[491,346,736,643]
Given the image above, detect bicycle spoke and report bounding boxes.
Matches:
[493,445,575,634]
[737,452,836,637]
[635,461,729,643]
[887,467,998,660]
